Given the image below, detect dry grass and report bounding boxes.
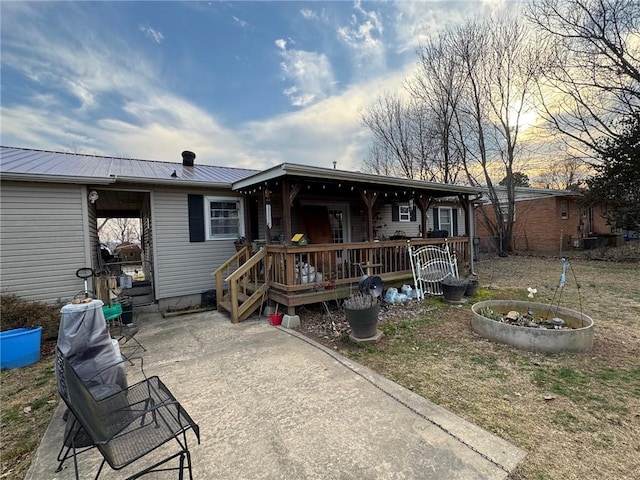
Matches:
[299,255,640,480]
[1,255,638,480]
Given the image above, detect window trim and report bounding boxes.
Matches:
[437,207,452,232]
[560,200,569,219]
[399,204,411,222]
[499,203,516,223]
[204,196,245,241]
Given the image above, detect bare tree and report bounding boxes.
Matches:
[450,15,547,252]
[362,14,547,252]
[362,94,416,178]
[536,154,592,189]
[98,218,140,245]
[526,0,640,155]
[361,94,458,182]
[407,30,467,184]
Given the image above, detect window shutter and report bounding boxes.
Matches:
[452,208,458,236]
[188,194,205,242]
[433,208,439,230]
[392,205,399,222]
[410,206,417,222]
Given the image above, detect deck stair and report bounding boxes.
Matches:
[213,247,270,323]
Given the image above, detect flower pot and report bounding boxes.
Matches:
[465,280,479,297]
[345,303,380,338]
[440,280,469,303]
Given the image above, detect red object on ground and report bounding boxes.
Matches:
[268,313,283,326]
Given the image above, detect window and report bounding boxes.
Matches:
[205,196,244,240]
[560,200,569,219]
[499,204,516,223]
[438,207,452,235]
[399,204,411,222]
[392,204,416,222]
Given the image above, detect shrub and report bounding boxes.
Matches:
[0,293,62,341]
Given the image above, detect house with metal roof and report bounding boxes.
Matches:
[1,146,483,319]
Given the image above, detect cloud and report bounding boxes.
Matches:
[275,40,336,107]
[232,15,250,28]
[241,64,417,171]
[300,8,317,20]
[139,24,164,44]
[336,0,386,75]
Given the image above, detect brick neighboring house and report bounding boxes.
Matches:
[475,187,612,253]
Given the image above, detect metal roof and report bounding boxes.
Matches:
[232,163,485,197]
[0,147,258,187]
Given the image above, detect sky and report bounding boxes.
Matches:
[0,1,516,171]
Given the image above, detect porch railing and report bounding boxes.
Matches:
[265,238,469,294]
[214,238,469,319]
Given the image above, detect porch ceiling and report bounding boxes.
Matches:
[232,163,484,199]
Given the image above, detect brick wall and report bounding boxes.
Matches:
[476,196,612,252]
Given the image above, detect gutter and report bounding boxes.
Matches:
[1,173,234,189]
[0,173,117,185]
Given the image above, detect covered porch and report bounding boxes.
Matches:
[215,164,483,321]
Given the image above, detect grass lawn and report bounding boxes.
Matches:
[327,256,639,480]
[1,255,638,480]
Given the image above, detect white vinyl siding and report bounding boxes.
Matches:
[372,204,467,239]
[0,181,90,303]
[153,188,241,300]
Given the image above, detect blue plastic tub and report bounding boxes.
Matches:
[0,327,43,369]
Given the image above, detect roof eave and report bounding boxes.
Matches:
[0,173,116,185]
[113,176,233,188]
[232,163,484,196]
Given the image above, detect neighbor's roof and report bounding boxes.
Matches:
[232,163,485,197]
[0,146,258,187]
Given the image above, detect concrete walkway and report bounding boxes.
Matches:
[26,309,525,479]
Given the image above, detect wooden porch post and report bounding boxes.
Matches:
[416,195,431,239]
[358,189,378,241]
[458,193,473,273]
[281,180,303,245]
[282,181,292,244]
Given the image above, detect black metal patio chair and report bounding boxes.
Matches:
[54,347,200,480]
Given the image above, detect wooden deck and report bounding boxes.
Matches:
[214,238,470,321]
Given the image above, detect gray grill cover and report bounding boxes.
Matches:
[58,300,127,390]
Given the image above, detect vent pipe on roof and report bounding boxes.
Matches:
[181,150,196,167]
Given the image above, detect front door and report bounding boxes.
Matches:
[328,205,350,244]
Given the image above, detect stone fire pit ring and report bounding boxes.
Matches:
[471,300,594,353]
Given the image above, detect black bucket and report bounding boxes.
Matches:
[120,296,133,324]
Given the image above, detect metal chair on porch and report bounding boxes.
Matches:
[408,242,459,299]
[54,347,200,480]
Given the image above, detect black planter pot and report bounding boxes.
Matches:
[345,303,380,338]
[441,280,469,302]
[465,280,479,297]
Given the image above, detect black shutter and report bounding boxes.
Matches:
[410,206,417,222]
[452,208,458,236]
[392,205,399,222]
[433,208,439,230]
[188,194,205,242]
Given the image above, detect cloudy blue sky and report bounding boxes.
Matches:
[1,1,515,170]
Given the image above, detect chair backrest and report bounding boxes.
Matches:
[56,348,110,443]
[408,243,459,298]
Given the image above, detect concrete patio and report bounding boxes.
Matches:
[26,308,525,479]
